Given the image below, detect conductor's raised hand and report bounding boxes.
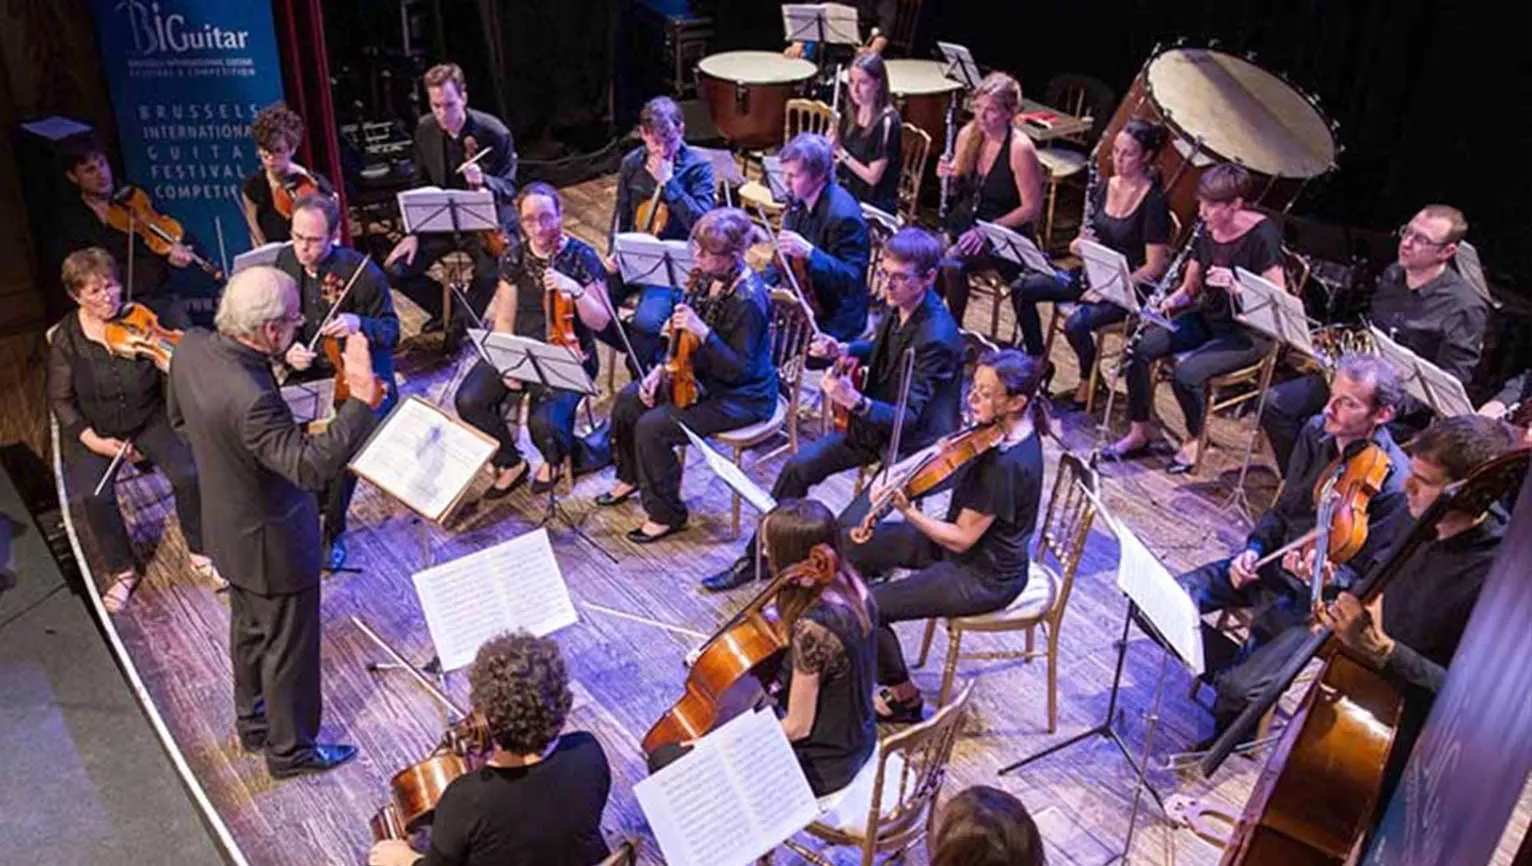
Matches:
[342,332,379,406]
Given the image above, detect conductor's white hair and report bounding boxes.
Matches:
[215,266,295,338]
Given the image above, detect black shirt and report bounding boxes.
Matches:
[241,169,336,244]
[776,597,878,796]
[1088,179,1172,272]
[688,269,779,408]
[836,106,902,214]
[420,732,612,866]
[498,236,607,379]
[52,194,170,303]
[1191,217,1283,327]
[48,308,165,442]
[613,143,716,243]
[946,428,1044,581]
[845,289,962,454]
[1367,263,1487,384]
[1493,370,1532,408]
[273,244,400,387]
[1247,415,1412,590]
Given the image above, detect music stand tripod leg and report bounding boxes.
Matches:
[1209,345,1280,528]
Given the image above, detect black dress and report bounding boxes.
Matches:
[836,105,903,214]
[241,169,336,244]
[776,598,879,796]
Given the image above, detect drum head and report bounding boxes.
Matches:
[882,59,964,95]
[698,51,816,84]
[1146,49,1336,179]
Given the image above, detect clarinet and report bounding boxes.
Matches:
[937,97,960,226]
[1120,219,1203,364]
[1078,161,1100,241]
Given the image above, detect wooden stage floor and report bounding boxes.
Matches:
[46,175,1531,865]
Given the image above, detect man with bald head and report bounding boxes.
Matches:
[169,266,380,778]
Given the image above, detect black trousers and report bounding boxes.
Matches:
[842,499,1025,686]
[229,583,323,768]
[1124,312,1271,434]
[1177,556,1312,721]
[610,381,774,527]
[454,360,587,470]
[319,386,396,545]
[66,410,203,575]
[1010,269,1084,356]
[731,431,883,568]
[1062,300,1130,379]
[938,250,1021,330]
[390,233,500,331]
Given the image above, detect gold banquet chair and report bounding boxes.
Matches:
[913,451,1098,732]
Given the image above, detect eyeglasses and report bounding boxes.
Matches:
[1397,225,1448,247]
[875,269,927,289]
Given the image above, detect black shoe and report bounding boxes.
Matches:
[530,472,559,495]
[268,743,358,779]
[483,464,528,500]
[701,558,759,593]
[238,730,268,752]
[421,316,444,334]
[595,487,637,507]
[325,537,347,571]
[626,522,686,544]
[875,688,925,724]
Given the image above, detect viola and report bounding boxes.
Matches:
[462,135,512,258]
[270,166,325,220]
[849,422,1007,544]
[635,184,670,237]
[318,271,385,410]
[655,269,706,409]
[643,543,840,755]
[102,302,182,373]
[529,245,584,355]
[104,186,224,280]
[828,354,865,433]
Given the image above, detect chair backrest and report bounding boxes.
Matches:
[785,98,834,144]
[1281,245,1311,299]
[897,122,931,223]
[1041,73,1116,145]
[1034,452,1099,629]
[886,0,923,55]
[861,202,902,297]
[769,287,818,409]
[861,681,975,851]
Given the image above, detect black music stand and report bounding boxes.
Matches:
[782,3,861,92]
[397,187,499,352]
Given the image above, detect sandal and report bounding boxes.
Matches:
[102,570,140,614]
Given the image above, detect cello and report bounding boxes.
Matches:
[1201,449,1530,865]
[643,543,840,755]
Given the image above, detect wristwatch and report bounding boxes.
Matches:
[855,395,872,417]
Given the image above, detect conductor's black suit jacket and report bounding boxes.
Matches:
[168,329,378,595]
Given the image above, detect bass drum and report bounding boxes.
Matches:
[1098,48,1338,240]
[698,51,818,150]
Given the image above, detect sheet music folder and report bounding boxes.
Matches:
[466,329,598,396]
[781,4,860,45]
[348,395,499,524]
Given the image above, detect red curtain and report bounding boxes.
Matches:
[269,0,349,242]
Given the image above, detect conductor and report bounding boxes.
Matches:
[168,267,381,778]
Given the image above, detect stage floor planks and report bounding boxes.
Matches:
[30,174,1531,866]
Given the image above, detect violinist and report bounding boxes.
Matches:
[385,63,518,349]
[241,102,336,247]
[846,348,1047,723]
[766,133,871,344]
[607,96,716,369]
[936,72,1045,330]
[1479,368,1532,445]
[455,183,611,498]
[599,208,778,543]
[832,53,903,216]
[275,193,399,571]
[1176,354,1412,749]
[649,499,879,800]
[51,135,194,327]
[367,631,613,866]
[47,248,213,613]
[704,227,962,592]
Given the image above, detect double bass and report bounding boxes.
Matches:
[1202,449,1530,865]
[643,543,840,755]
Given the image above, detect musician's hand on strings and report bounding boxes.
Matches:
[777,230,814,259]
[369,839,420,866]
[1228,548,1261,588]
[639,367,663,408]
[166,243,194,268]
[1282,545,1335,585]
[784,41,806,59]
[544,268,583,297]
[384,234,419,269]
[320,313,361,338]
[888,487,916,517]
[1316,592,1394,666]
[671,303,709,339]
[342,332,379,405]
[461,162,484,189]
[683,645,702,668]
[955,227,986,256]
[821,372,860,409]
[808,333,845,359]
[285,341,317,372]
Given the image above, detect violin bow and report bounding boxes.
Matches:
[456,146,492,175]
[876,347,918,490]
[304,257,370,354]
[93,439,133,498]
[352,615,470,720]
[214,215,230,280]
[746,202,822,335]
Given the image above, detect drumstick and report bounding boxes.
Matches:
[582,601,708,640]
[456,147,492,174]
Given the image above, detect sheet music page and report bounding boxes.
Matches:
[979,221,1051,273]
[1077,240,1138,312]
[1113,523,1205,676]
[233,241,290,273]
[614,233,692,288]
[680,423,777,515]
[411,528,578,671]
[350,397,496,521]
[1233,266,1311,352]
[692,146,746,185]
[635,708,818,866]
[861,203,900,234]
[1368,327,1474,417]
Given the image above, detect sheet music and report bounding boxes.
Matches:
[1113,523,1205,676]
[761,156,789,202]
[692,146,746,186]
[680,423,777,515]
[467,330,598,395]
[614,232,694,288]
[233,241,290,273]
[636,708,819,866]
[396,186,499,235]
[781,3,860,45]
[861,202,901,235]
[349,396,496,521]
[1369,326,1475,418]
[978,221,1052,274]
[936,41,982,89]
[412,528,579,671]
[1076,240,1139,313]
[1234,266,1314,352]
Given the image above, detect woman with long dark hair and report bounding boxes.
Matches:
[831,52,904,215]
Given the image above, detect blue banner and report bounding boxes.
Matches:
[91,0,286,319]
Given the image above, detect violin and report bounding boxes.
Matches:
[1256,441,1393,593]
[828,354,865,433]
[529,245,584,355]
[461,135,512,258]
[371,710,493,840]
[655,269,705,409]
[849,422,1006,544]
[102,302,182,373]
[270,166,325,220]
[643,543,840,755]
[104,186,224,280]
[317,270,385,410]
